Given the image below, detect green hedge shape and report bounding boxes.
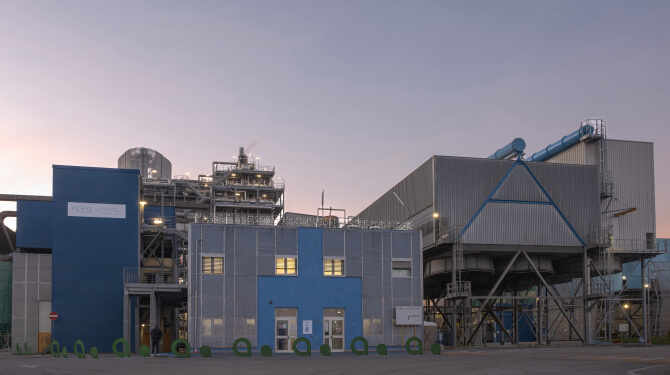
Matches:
[405,337,423,355]
[74,340,85,359]
[430,343,441,355]
[292,337,311,356]
[376,344,388,355]
[50,340,60,358]
[138,345,150,357]
[200,345,212,358]
[62,347,68,358]
[351,337,368,356]
[90,347,98,359]
[112,338,130,358]
[260,345,272,357]
[171,339,191,358]
[232,338,251,357]
[319,344,331,356]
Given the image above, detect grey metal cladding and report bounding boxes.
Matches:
[276,227,298,255]
[434,157,512,230]
[323,229,344,256]
[606,140,655,240]
[357,158,433,220]
[225,227,236,255]
[528,161,599,240]
[234,255,257,276]
[202,225,224,253]
[363,258,383,278]
[235,227,257,255]
[392,278,413,299]
[362,276,383,299]
[391,232,412,258]
[492,165,548,202]
[257,228,275,255]
[462,202,582,246]
[363,231,383,258]
[257,255,276,276]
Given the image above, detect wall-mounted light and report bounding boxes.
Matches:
[433,213,439,218]
[154,218,163,225]
[624,304,629,309]
[140,201,147,206]
[644,283,649,288]
[622,276,627,280]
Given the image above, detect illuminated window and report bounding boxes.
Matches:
[392,260,411,277]
[276,257,297,275]
[324,259,344,276]
[202,257,223,274]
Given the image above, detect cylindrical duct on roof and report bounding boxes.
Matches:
[528,125,595,162]
[488,138,526,159]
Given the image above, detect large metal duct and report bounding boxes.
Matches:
[488,138,526,159]
[425,254,495,277]
[118,147,172,179]
[527,125,594,162]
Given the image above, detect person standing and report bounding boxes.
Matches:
[150,324,162,355]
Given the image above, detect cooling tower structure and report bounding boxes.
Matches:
[118,147,172,180]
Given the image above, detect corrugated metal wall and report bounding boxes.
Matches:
[357,158,434,223]
[606,140,655,241]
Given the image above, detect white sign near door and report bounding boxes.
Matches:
[303,320,313,334]
[396,306,423,325]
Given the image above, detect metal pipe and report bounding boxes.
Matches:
[527,125,594,162]
[488,138,526,159]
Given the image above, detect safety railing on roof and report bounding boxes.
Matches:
[123,267,186,285]
[610,239,666,253]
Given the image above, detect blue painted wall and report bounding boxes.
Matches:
[143,205,175,228]
[16,200,52,250]
[257,228,362,351]
[51,165,140,352]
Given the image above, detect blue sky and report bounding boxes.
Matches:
[1,0,669,235]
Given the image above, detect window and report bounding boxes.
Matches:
[202,257,223,274]
[276,257,297,275]
[324,259,344,276]
[392,260,411,277]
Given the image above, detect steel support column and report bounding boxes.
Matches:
[123,290,131,347]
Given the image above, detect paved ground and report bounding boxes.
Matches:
[1,346,669,375]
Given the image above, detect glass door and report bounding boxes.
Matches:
[324,308,345,352]
[275,308,297,352]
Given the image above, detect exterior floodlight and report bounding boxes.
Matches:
[154,218,163,225]
[140,201,147,206]
[433,213,439,218]
[151,169,157,173]
[231,173,237,177]
[624,304,629,309]
[644,284,649,288]
[622,276,627,280]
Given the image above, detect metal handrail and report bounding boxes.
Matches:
[123,267,185,285]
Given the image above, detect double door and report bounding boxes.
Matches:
[275,308,297,352]
[324,308,344,352]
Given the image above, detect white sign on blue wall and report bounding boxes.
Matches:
[396,306,423,325]
[67,202,126,219]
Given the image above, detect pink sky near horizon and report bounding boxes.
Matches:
[1,1,669,237]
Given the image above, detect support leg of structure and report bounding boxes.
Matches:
[537,282,543,345]
[150,290,157,334]
[123,290,130,347]
[134,297,140,352]
[641,256,648,343]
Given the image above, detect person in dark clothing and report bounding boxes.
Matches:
[150,324,162,354]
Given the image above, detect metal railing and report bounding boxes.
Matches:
[123,267,185,285]
[445,281,471,296]
[214,164,275,173]
[610,239,666,253]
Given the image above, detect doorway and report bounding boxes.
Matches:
[324,308,344,352]
[275,308,297,352]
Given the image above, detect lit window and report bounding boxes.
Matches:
[202,257,223,274]
[392,260,411,277]
[324,259,344,276]
[276,257,297,275]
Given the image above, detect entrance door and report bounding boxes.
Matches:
[324,308,344,352]
[275,308,297,352]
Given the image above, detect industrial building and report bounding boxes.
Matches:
[357,119,667,345]
[0,119,667,354]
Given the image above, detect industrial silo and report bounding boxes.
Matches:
[118,147,172,179]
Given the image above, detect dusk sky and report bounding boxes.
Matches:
[1,1,669,236]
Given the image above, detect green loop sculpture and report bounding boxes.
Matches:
[376,344,388,355]
[405,337,423,355]
[50,340,60,358]
[260,345,272,357]
[112,338,130,358]
[171,339,191,358]
[74,340,85,359]
[200,345,212,358]
[350,337,368,356]
[319,344,331,356]
[232,338,252,357]
[292,337,311,356]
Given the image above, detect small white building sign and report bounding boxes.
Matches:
[302,320,313,334]
[68,202,126,219]
[396,306,422,325]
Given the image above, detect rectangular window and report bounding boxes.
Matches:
[392,260,411,277]
[202,257,223,274]
[324,259,344,276]
[276,257,297,275]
